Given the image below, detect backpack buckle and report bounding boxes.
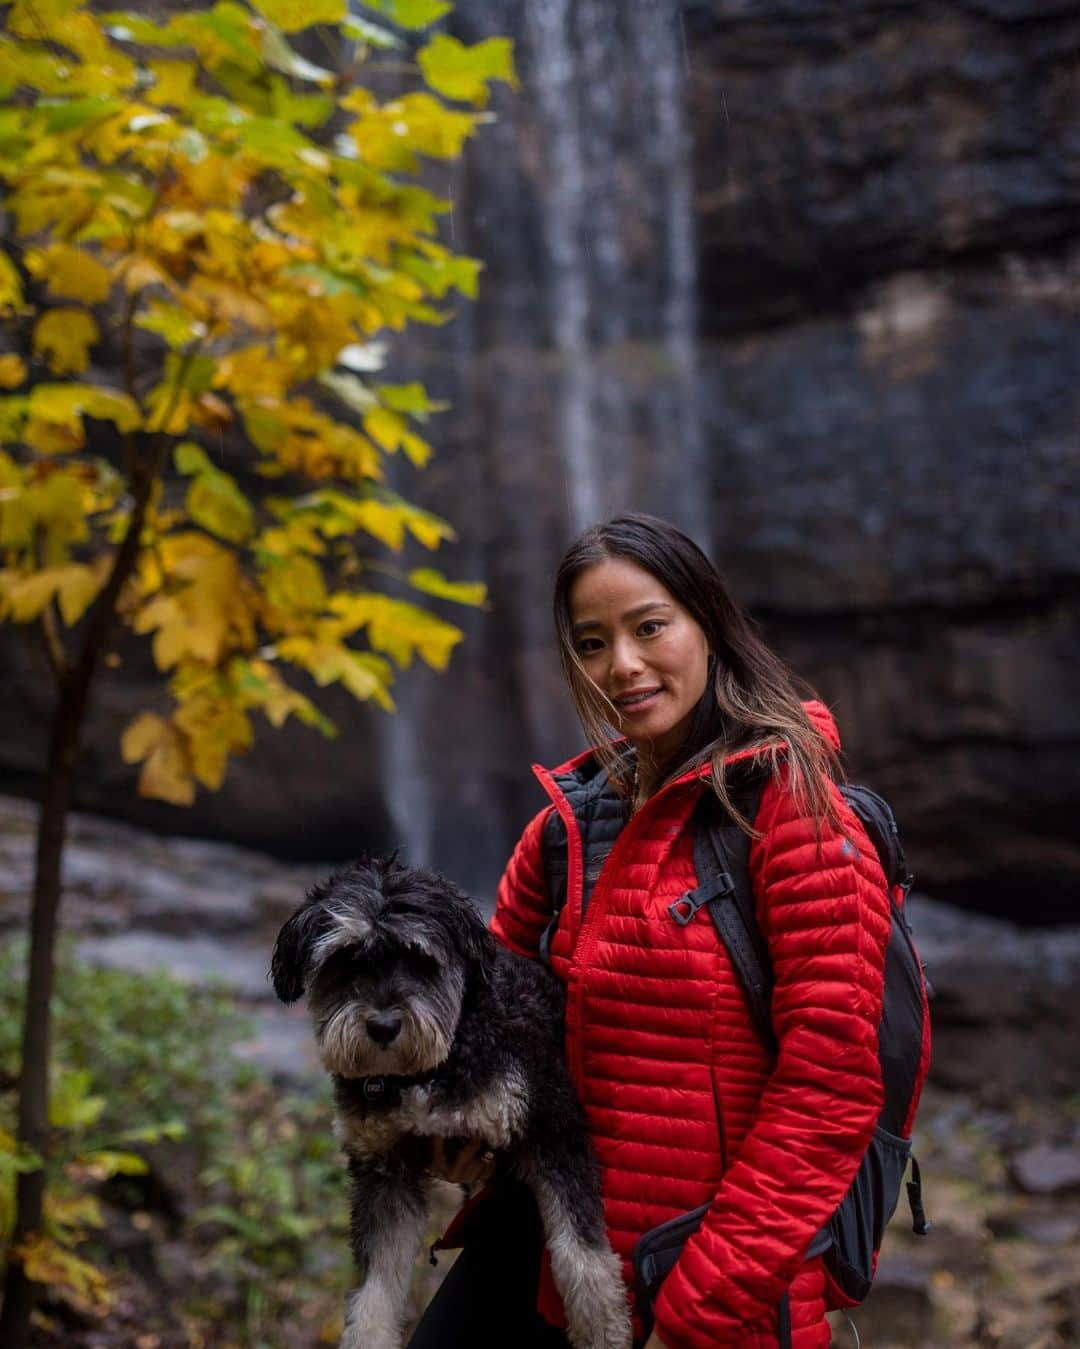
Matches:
[669,890,708,926]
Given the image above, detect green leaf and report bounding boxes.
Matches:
[188,2,263,71]
[135,301,208,351]
[269,77,335,129]
[282,263,365,298]
[79,1150,150,1178]
[170,351,216,398]
[418,34,518,108]
[362,0,452,30]
[102,13,184,47]
[50,1069,106,1130]
[408,567,487,607]
[376,382,448,420]
[174,442,213,476]
[38,97,123,133]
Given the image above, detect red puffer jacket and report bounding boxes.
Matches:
[491,703,892,1349]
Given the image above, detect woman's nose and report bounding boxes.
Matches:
[609,635,644,681]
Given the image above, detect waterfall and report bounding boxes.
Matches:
[627,0,707,539]
[525,0,601,531]
[374,0,708,886]
[520,0,702,532]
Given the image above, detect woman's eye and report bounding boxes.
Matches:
[577,638,603,655]
[638,620,665,637]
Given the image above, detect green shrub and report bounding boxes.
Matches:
[0,940,352,1346]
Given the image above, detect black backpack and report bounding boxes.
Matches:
[541,778,932,1343]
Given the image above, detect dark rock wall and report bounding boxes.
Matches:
[1,0,1077,918]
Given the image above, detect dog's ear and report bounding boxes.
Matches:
[270,898,329,1004]
[454,900,497,987]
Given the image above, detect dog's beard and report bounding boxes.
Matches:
[317,965,466,1078]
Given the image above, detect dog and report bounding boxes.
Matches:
[270,856,633,1349]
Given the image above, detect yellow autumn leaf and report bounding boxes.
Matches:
[121,711,170,764]
[2,560,107,625]
[0,453,31,549]
[112,254,174,296]
[13,1232,113,1315]
[261,553,327,613]
[249,0,346,32]
[0,250,25,313]
[33,308,101,376]
[140,731,196,806]
[31,471,89,561]
[277,635,395,711]
[174,693,253,790]
[2,569,60,622]
[121,712,196,806]
[396,498,455,550]
[327,592,462,670]
[408,567,487,608]
[363,406,406,454]
[25,243,113,305]
[400,430,433,468]
[344,91,478,171]
[230,655,336,733]
[349,498,406,550]
[23,417,85,455]
[185,469,255,544]
[146,59,197,109]
[0,354,28,389]
[53,562,106,625]
[28,383,141,437]
[132,533,256,670]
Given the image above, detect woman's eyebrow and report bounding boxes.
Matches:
[571,601,672,636]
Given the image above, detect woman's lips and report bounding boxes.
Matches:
[613,687,662,714]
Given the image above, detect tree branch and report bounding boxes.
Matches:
[32,524,68,685]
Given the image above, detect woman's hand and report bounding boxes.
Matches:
[642,1334,669,1349]
[428,1136,498,1186]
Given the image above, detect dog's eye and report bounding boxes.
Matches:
[321,946,374,984]
[403,947,440,980]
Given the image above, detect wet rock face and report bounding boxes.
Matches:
[686,0,1080,332]
[1,1,1077,916]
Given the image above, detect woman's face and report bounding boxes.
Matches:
[567,556,712,766]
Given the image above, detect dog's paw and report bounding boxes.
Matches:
[339,1285,404,1349]
[556,1241,633,1349]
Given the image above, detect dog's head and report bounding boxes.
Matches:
[270,856,495,1079]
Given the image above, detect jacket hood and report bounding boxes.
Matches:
[538,698,842,781]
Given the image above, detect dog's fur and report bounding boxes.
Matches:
[271,856,632,1349]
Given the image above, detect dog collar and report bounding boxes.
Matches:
[355,1070,437,1109]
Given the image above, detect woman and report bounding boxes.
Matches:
[413,514,891,1349]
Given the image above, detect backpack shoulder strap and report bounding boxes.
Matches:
[538,807,568,964]
[686,783,777,1054]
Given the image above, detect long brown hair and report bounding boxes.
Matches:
[552,513,842,833]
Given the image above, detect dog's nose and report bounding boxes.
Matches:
[366,1011,403,1046]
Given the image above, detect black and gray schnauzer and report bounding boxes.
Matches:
[271,856,632,1349]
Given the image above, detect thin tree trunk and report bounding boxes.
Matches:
[0,446,164,1349]
[0,678,83,1347]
